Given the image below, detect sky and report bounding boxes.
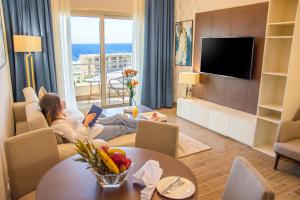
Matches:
[70,17,133,44]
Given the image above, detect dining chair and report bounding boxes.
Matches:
[135,120,179,157]
[222,157,274,200]
[5,128,60,200]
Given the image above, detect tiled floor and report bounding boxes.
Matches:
[158,108,300,200]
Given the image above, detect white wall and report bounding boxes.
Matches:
[70,0,133,15]
[0,1,14,200]
[174,0,268,101]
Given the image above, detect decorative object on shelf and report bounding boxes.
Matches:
[0,13,6,69]
[13,35,42,89]
[178,72,200,98]
[123,69,139,106]
[175,20,193,66]
[74,140,132,188]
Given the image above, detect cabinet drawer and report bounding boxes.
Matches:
[208,110,229,136]
[190,102,209,128]
[229,117,255,146]
[177,99,192,120]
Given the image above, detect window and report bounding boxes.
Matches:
[70,15,133,108]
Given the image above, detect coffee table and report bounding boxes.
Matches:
[36,147,198,200]
[102,105,153,119]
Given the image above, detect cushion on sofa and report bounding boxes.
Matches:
[23,87,39,105]
[107,133,136,147]
[15,121,30,135]
[274,139,300,161]
[25,102,48,131]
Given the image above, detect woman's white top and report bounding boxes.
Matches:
[50,109,104,143]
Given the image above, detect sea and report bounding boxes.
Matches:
[72,43,132,61]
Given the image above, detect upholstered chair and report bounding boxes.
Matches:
[135,120,179,157]
[5,128,60,200]
[222,157,274,200]
[274,120,300,169]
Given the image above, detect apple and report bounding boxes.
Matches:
[110,152,126,167]
[125,158,132,169]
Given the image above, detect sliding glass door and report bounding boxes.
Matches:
[105,18,133,106]
[70,15,133,109]
[71,16,101,109]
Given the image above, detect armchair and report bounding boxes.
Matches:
[274,120,300,169]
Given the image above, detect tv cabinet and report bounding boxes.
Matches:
[177,98,257,146]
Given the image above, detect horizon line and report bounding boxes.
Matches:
[72,43,132,45]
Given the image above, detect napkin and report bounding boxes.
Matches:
[133,160,163,200]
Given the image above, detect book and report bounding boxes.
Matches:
[83,104,103,127]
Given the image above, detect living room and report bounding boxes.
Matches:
[1,0,300,200]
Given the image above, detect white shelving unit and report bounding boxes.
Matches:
[254,0,300,157]
[268,21,295,26]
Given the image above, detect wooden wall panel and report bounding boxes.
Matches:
[192,2,268,114]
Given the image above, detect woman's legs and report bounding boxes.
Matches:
[97,114,137,128]
[95,125,136,141]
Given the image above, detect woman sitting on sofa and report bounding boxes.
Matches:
[39,93,137,143]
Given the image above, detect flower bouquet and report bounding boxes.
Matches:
[74,140,132,188]
[123,69,138,106]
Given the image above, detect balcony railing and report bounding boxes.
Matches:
[72,62,131,104]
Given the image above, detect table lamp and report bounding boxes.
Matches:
[13,35,42,89]
[178,72,200,99]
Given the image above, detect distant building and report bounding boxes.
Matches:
[72,53,132,85]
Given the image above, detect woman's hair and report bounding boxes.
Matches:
[39,93,62,125]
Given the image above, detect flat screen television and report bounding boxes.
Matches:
[200,37,255,79]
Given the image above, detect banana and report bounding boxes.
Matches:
[107,148,127,156]
[98,149,120,174]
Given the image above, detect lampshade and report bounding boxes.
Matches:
[13,35,42,53]
[178,72,200,85]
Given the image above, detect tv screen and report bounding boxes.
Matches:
[200,37,254,79]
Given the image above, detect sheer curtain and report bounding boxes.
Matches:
[132,0,145,105]
[51,0,77,109]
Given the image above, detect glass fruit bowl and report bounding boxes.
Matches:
[90,164,133,188]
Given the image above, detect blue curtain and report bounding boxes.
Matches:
[141,0,174,108]
[2,0,57,101]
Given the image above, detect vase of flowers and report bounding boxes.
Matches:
[123,69,138,106]
[74,140,132,188]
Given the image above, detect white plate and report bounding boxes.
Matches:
[156,176,195,199]
[139,111,167,122]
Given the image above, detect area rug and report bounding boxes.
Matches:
[177,133,211,158]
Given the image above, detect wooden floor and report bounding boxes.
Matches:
[158,108,300,200]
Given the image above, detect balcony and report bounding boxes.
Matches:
[73,55,132,109]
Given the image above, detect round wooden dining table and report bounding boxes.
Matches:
[36,147,198,200]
